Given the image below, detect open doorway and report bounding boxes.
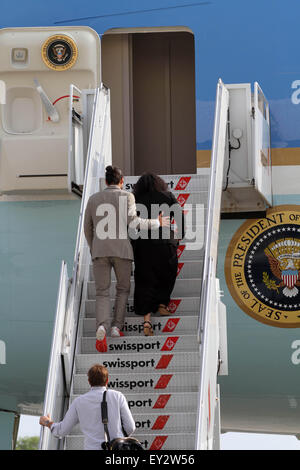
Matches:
[102,29,197,176]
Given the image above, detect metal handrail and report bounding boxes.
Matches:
[39,85,111,450]
[198,79,227,339]
[62,85,110,381]
[39,261,69,450]
[195,79,229,449]
[61,88,98,366]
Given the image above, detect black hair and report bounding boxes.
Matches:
[133,172,168,199]
[105,165,123,185]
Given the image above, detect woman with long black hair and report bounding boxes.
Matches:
[132,173,184,336]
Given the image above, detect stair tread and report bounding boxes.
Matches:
[68,411,197,435]
[70,393,198,413]
[71,389,198,396]
[82,315,198,336]
[65,432,196,450]
[75,355,200,375]
[88,277,202,283]
[85,295,201,301]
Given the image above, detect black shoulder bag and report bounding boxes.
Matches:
[101,390,144,451]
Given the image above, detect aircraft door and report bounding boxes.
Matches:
[68,84,84,197]
[0,27,100,194]
[101,31,197,176]
[221,81,273,213]
[253,82,272,207]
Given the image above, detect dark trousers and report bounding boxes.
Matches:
[133,242,178,316]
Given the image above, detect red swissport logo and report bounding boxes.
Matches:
[177,245,185,258]
[176,193,190,207]
[155,355,173,369]
[177,263,184,277]
[162,318,180,333]
[167,299,181,313]
[152,415,170,430]
[154,375,173,389]
[175,176,191,191]
[149,436,168,450]
[153,394,171,409]
[161,337,179,351]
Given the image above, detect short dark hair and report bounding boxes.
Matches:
[87,364,108,386]
[105,165,123,185]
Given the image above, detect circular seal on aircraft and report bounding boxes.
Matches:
[41,34,78,71]
[225,206,300,328]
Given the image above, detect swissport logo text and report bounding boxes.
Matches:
[108,336,180,353]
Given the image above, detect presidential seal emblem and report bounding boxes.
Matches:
[225,206,300,328]
[42,34,78,71]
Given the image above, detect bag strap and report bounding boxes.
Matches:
[101,389,128,445]
[101,390,111,444]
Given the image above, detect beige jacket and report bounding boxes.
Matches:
[84,185,159,260]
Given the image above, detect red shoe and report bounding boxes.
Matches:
[111,326,124,337]
[96,336,107,353]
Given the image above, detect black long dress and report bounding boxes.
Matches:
[131,190,184,316]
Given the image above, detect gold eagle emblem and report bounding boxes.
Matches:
[264,238,300,297]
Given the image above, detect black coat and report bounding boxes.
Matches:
[131,190,185,246]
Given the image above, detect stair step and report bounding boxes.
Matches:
[102,176,209,211]
[65,432,196,450]
[122,174,210,193]
[68,412,197,436]
[82,315,198,337]
[80,334,198,355]
[89,259,204,281]
[70,391,198,414]
[85,297,200,318]
[133,432,196,450]
[134,412,197,434]
[172,191,208,206]
[73,371,199,394]
[87,278,202,299]
[87,244,204,265]
[175,245,204,260]
[127,227,206,247]
[75,351,200,375]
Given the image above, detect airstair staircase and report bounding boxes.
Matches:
[39,80,228,451]
[68,174,209,451]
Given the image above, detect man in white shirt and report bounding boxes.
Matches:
[39,364,136,450]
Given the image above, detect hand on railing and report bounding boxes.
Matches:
[40,414,54,429]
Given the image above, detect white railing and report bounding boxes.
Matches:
[39,261,70,450]
[62,85,111,388]
[195,79,229,450]
[39,85,112,450]
[68,84,84,195]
